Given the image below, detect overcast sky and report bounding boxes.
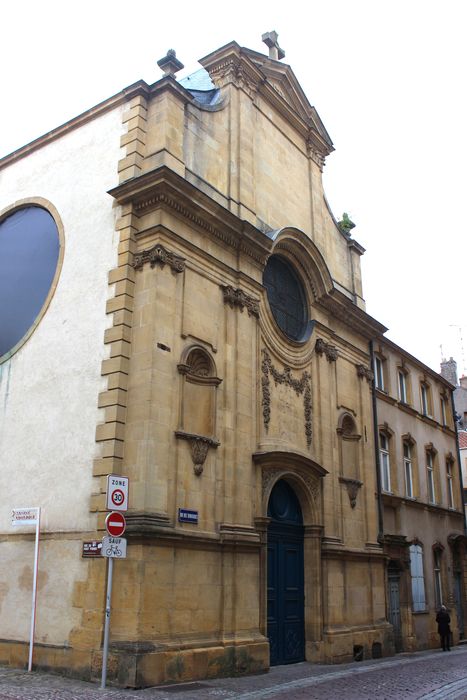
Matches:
[1,0,465,377]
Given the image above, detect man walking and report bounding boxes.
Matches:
[436,605,451,651]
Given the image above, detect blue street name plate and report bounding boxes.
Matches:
[178,508,198,524]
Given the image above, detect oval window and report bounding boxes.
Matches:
[0,206,61,359]
[263,255,308,341]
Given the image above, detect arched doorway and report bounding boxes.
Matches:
[267,479,305,665]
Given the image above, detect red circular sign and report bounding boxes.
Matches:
[111,489,125,507]
[105,511,126,537]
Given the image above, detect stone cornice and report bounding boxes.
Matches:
[318,289,388,338]
[253,449,328,478]
[108,165,272,265]
[381,492,464,518]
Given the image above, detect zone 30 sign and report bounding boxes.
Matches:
[106,475,129,512]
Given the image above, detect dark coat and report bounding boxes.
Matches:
[436,609,451,635]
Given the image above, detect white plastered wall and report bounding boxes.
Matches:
[0,105,125,643]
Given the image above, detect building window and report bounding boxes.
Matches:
[446,456,455,509]
[404,442,414,498]
[426,451,436,504]
[0,204,62,360]
[420,381,432,417]
[263,255,308,341]
[440,396,447,426]
[379,432,391,492]
[433,549,443,609]
[398,370,408,404]
[410,543,426,612]
[374,355,385,391]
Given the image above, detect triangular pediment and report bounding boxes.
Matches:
[200,42,333,154]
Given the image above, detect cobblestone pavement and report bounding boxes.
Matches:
[2,647,467,700]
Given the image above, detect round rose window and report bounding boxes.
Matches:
[263,255,308,341]
[0,206,61,359]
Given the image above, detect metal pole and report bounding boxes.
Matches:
[101,556,114,689]
[28,507,41,672]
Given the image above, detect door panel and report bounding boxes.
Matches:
[267,531,304,664]
[388,575,402,652]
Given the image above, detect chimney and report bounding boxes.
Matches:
[440,357,458,386]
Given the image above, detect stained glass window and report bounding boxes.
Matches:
[263,256,307,341]
[0,206,60,358]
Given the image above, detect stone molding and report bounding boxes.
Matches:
[261,465,320,504]
[315,338,338,362]
[356,364,374,382]
[261,349,312,447]
[221,285,260,317]
[109,167,272,266]
[175,430,220,476]
[339,477,363,509]
[133,243,186,273]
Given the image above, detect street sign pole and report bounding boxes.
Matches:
[101,510,127,688]
[28,507,41,672]
[101,557,114,688]
[101,555,114,689]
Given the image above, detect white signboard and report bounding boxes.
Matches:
[106,475,129,512]
[11,508,39,526]
[102,536,127,558]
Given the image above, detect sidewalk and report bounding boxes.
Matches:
[1,646,467,699]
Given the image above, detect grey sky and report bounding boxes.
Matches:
[2,0,465,375]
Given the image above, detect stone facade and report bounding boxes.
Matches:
[374,339,466,652]
[0,40,464,687]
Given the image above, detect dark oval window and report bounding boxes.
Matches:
[263,255,308,341]
[0,206,60,359]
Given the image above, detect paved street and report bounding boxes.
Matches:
[2,646,467,699]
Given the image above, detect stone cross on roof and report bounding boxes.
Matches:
[261,31,285,60]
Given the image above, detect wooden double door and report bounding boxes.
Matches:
[267,480,305,665]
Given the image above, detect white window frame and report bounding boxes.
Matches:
[374,356,385,391]
[380,433,391,492]
[410,544,426,612]
[398,370,408,403]
[427,451,435,504]
[440,396,447,427]
[421,383,431,417]
[434,550,443,609]
[446,459,454,508]
[404,443,414,498]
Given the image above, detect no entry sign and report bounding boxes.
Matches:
[105,511,126,537]
[106,475,129,512]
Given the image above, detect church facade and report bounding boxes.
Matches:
[1,37,464,687]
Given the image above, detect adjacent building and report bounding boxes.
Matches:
[1,36,465,687]
[374,340,465,651]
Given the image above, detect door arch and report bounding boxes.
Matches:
[267,479,305,665]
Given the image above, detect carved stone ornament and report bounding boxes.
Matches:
[306,139,326,172]
[221,285,260,318]
[339,477,363,509]
[262,466,320,505]
[175,430,220,476]
[315,338,338,362]
[133,243,186,273]
[356,364,374,382]
[208,57,260,96]
[261,349,312,447]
